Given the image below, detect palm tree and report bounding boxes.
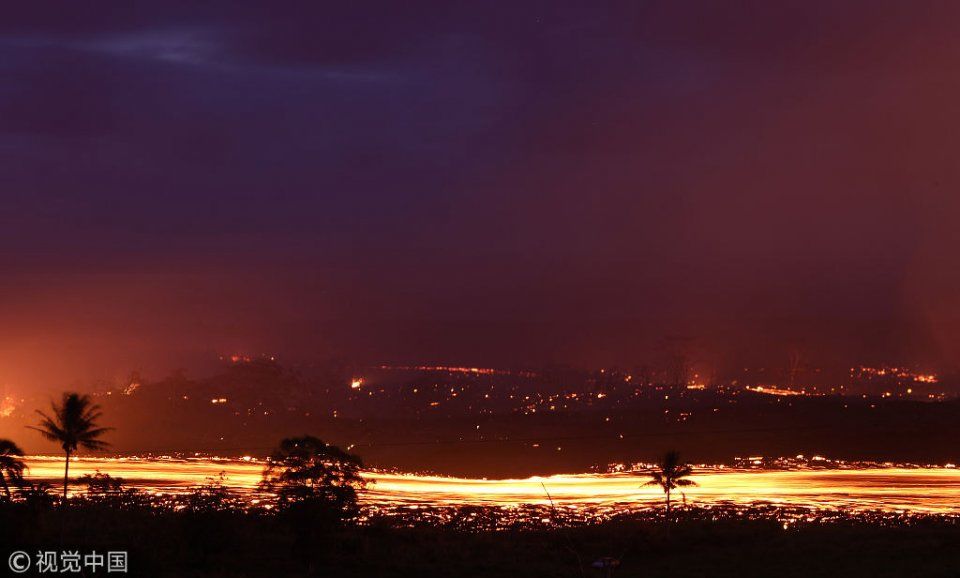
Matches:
[0,439,26,499]
[644,450,696,514]
[29,393,112,501]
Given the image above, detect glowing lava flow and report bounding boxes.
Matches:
[20,456,960,514]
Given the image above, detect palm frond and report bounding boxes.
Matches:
[26,425,61,443]
[80,439,111,451]
[80,427,115,439]
[30,392,111,455]
[0,440,24,456]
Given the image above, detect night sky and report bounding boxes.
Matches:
[2,1,960,390]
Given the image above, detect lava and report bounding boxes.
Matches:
[18,456,960,515]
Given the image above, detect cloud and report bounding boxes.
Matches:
[1,0,959,385]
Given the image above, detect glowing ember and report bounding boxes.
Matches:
[746,385,811,396]
[0,395,17,418]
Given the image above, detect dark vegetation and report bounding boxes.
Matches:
[4,497,960,577]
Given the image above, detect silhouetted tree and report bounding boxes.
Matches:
[0,439,25,499]
[30,392,112,501]
[185,472,235,513]
[78,471,124,496]
[261,436,368,573]
[19,481,55,510]
[78,471,150,509]
[261,435,367,523]
[644,450,696,514]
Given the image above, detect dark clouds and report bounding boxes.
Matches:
[1,1,959,390]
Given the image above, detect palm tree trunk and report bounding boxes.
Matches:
[666,488,671,514]
[63,449,70,502]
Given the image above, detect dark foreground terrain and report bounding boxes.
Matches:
[4,500,960,577]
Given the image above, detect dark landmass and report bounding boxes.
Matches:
[8,358,960,477]
[4,499,960,577]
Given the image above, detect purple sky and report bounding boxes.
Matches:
[2,1,960,390]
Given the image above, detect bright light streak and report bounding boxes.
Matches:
[19,457,960,514]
